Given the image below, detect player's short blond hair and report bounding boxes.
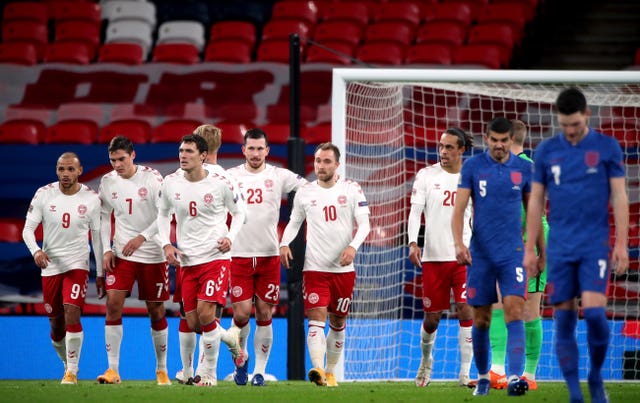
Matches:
[511,119,527,146]
[193,124,222,154]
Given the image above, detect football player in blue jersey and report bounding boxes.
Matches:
[452,117,544,397]
[524,87,629,403]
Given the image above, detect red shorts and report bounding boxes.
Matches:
[172,265,183,303]
[421,261,468,312]
[105,258,170,302]
[230,256,280,305]
[181,260,230,313]
[41,269,89,317]
[302,270,356,316]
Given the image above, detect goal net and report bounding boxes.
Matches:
[330,69,640,381]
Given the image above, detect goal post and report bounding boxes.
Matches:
[330,68,640,381]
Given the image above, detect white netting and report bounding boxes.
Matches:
[336,74,640,381]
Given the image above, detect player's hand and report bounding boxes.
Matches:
[33,250,50,269]
[455,245,471,266]
[536,251,546,275]
[279,246,292,269]
[340,246,356,266]
[408,243,421,267]
[217,237,231,253]
[122,235,145,257]
[103,250,116,273]
[96,276,106,299]
[611,243,629,276]
[523,249,540,278]
[163,244,182,267]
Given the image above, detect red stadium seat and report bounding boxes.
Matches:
[152,43,200,64]
[259,123,290,145]
[305,42,355,65]
[0,120,44,144]
[313,21,363,48]
[209,103,260,123]
[432,2,473,29]
[453,44,502,69]
[261,20,312,42]
[405,43,453,65]
[98,43,144,65]
[151,119,203,143]
[415,21,467,50]
[44,121,98,144]
[271,1,319,26]
[204,40,253,63]
[364,21,414,48]
[0,219,24,242]
[209,21,257,47]
[99,120,152,144]
[467,23,517,67]
[0,42,38,65]
[257,40,303,64]
[2,21,48,61]
[491,0,538,21]
[2,1,49,24]
[322,2,370,27]
[54,20,101,57]
[372,2,422,29]
[302,123,331,144]
[43,42,92,64]
[440,0,488,21]
[476,3,528,41]
[48,1,101,24]
[217,122,250,144]
[356,43,404,66]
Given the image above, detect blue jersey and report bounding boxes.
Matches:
[533,128,625,256]
[459,151,532,262]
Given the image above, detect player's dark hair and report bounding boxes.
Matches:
[556,87,587,115]
[445,127,473,150]
[486,117,514,137]
[315,142,341,163]
[181,134,209,155]
[108,135,134,154]
[244,128,269,146]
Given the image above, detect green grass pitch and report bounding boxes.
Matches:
[1,380,639,402]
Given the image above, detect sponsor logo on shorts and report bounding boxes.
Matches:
[106,274,116,286]
[422,297,431,308]
[307,292,319,304]
[232,286,243,298]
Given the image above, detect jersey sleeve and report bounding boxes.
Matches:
[459,159,474,190]
[410,169,427,206]
[607,137,626,178]
[280,168,308,193]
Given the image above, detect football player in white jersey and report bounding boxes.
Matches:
[280,143,370,388]
[158,134,246,386]
[227,128,307,386]
[172,125,244,385]
[96,136,170,385]
[407,128,475,387]
[22,152,102,385]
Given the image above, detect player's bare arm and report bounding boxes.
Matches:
[279,246,292,269]
[524,183,545,278]
[610,176,629,275]
[451,188,472,266]
[95,276,106,299]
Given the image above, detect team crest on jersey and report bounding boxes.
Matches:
[77,204,87,215]
[510,171,522,186]
[203,193,213,204]
[337,195,347,205]
[138,187,148,199]
[232,286,243,298]
[307,292,320,304]
[264,179,274,190]
[585,151,599,173]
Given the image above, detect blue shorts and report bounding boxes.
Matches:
[546,248,611,305]
[466,255,527,306]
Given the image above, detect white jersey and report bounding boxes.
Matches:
[24,183,101,276]
[289,178,370,273]
[410,164,472,261]
[158,171,244,267]
[228,163,306,257]
[99,165,164,264]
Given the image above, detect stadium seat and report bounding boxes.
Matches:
[305,42,355,65]
[491,0,538,21]
[44,121,98,144]
[101,0,157,29]
[156,21,206,52]
[302,123,331,144]
[204,40,253,63]
[313,21,363,48]
[440,0,488,21]
[209,21,257,47]
[43,42,92,64]
[322,2,370,27]
[105,20,154,58]
[2,1,49,24]
[405,43,453,65]
[271,1,319,26]
[0,219,24,242]
[259,123,290,145]
[265,103,317,125]
[98,43,144,65]
[99,120,152,144]
[257,40,302,64]
[0,43,38,65]
[371,2,422,29]
[151,119,203,143]
[54,20,101,58]
[467,23,517,67]
[208,103,260,123]
[217,122,249,144]
[453,44,502,69]
[48,1,101,24]
[364,21,414,48]
[0,120,44,144]
[432,2,473,29]
[355,43,404,66]
[415,21,467,51]
[476,3,528,41]
[261,20,312,43]
[1,20,48,61]
[152,43,200,64]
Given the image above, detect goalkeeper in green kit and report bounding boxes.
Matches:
[487,120,549,391]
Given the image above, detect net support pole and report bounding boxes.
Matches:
[286,33,306,381]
